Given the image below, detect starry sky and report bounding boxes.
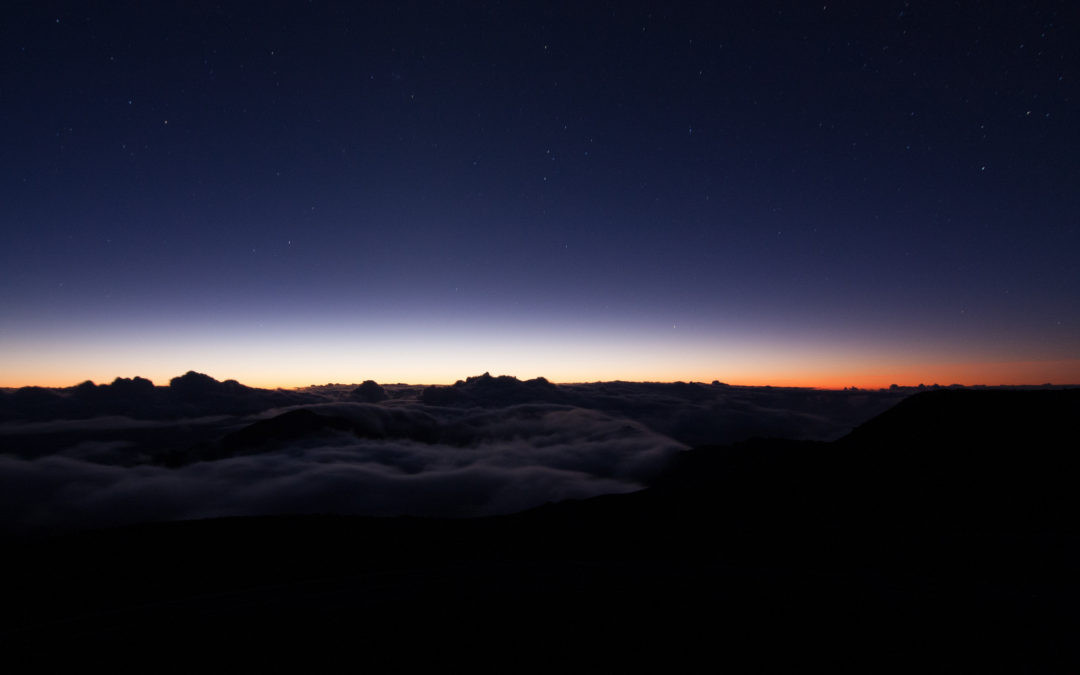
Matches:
[2,1,1078,388]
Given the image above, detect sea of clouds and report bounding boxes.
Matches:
[0,374,908,534]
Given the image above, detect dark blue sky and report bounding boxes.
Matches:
[3,1,1077,387]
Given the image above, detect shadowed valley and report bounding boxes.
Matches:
[1,377,1077,669]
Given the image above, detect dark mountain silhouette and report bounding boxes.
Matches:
[349,379,389,402]
[421,372,566,406]
[0,371,323,421]
[5,386,68,419]
[69,376,159,418]
[168,370,248,398]
[653,388,1080,534]
[3,388,1078,669]
[841,386,1077,450]
[165,370,320,416]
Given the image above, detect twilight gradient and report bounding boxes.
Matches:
[2,3,1077,388]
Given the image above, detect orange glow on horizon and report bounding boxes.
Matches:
[3,358,1078,391]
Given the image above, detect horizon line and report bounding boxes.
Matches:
[1,370,1075,393]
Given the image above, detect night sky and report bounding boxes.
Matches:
[3,2,1077,388]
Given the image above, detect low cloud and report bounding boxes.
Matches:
[0,404,683,534]
[0,372,912,535]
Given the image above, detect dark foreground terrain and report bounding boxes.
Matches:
[4,388,1079,671]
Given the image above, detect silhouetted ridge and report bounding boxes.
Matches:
[106,376,156,397]
[660,388,1080,532]
[0,371,322,421]
[350,380,389,403]
[421,372,565,407]
[69,376,158,417]
[6,387,67,419]
[169,370,249,398]
[840,387,1080,449]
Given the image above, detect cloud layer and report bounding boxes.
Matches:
[0,372,913,534]
[0,403,683,534]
